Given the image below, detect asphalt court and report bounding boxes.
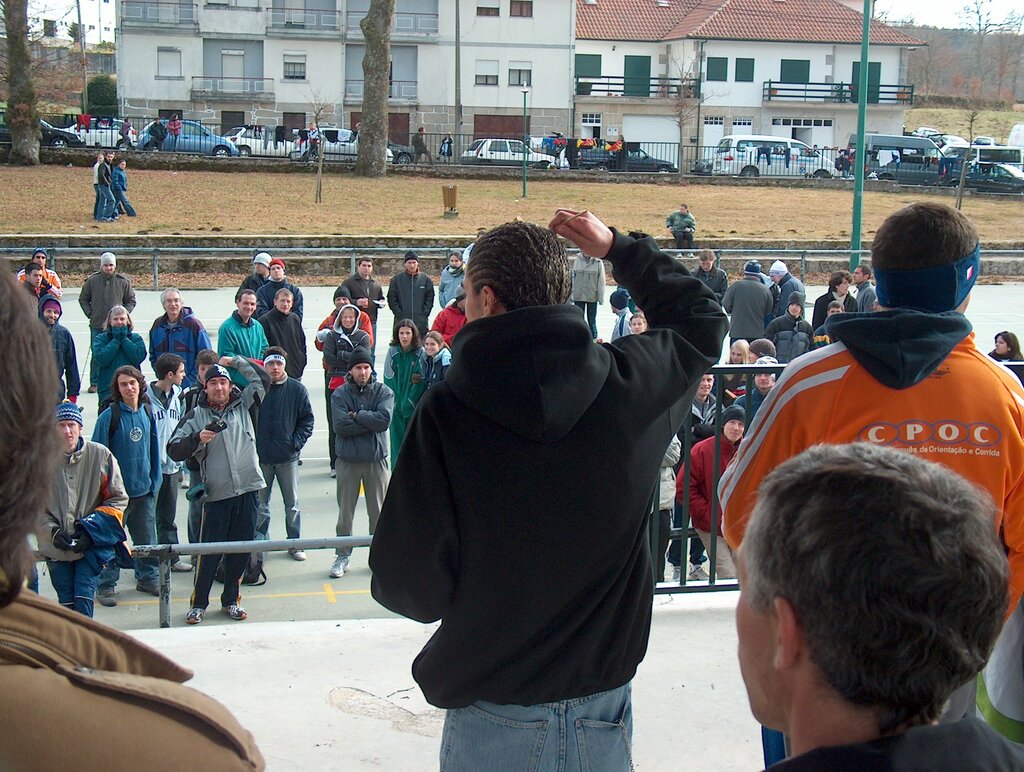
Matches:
[35,279,1024,630]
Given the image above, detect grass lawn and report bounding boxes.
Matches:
[905,106,1024,144]
[2,165,1023,242]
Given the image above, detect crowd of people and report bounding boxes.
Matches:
[5,201,1024,769]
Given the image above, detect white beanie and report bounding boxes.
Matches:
[253,252,272,268]
[100,251,116,266]
[769,260,787,275]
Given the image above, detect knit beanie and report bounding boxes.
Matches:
[56,401,83,426]
[609,289,630,310]
[720,404,745,426]
[349,349,373,368]
[334,285,352,301]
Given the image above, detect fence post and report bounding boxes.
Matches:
[800,250,807,279]
[152,248,160,291]
[158,552,172,628]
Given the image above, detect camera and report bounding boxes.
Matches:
[205,419,228,433]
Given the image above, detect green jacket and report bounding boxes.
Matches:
[666,211,696,233]
[217,311,269,388]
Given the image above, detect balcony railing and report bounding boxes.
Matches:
[268,8,340,31]
[574,75,701,99]
[345,11,438,34]
[204,0,260,9]
[762,81,915,105]
[345,79,417,100]
[121,1,197,25]
[191,76,275,100]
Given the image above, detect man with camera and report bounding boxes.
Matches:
[666,202,696,250]
[168,355,266,625]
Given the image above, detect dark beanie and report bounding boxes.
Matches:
[404,250,419,262]
[787,291,805,307]
[721,404,745,426]
[609,288,630,310]
[349,349,373,369]
[334,285,352,300]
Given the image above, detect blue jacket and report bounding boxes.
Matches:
[331,375,394,462]
[256,376,315,465]
[111,165,128,192]
[149,307,213,387]
[92,400,162,499]
[423,348,451,390]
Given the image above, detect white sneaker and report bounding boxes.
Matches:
[688,563,710,581]
[671,565,681,582]
[329,556,349,578]
[171,559,193,572]
[289,548,306,562]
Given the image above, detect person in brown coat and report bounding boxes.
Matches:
[0,268,264,771]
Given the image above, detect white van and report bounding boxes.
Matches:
[1009,124,1024,148]
[712,134,834,178]
[942,145,1024,171]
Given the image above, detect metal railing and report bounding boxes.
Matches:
[267,7,340,30]
[120,0,198,24]
[191,76,275,98]
[345,10,438,34]
[762,80,914,105]
[574,75,701,99]
[344,79,417,100]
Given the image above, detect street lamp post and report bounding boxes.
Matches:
[521,86,530,198]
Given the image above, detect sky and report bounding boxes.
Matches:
[873,0,1021,29]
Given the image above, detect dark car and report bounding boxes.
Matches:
[40,120,86,148]
[388,141,413,165]
[578,146,677,172]
[957,163,1024,195]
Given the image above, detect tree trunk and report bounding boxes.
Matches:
[4,0,41,165]
[354,0,395,178]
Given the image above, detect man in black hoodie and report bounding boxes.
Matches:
[258,288,307,380]
[369,212,728,768]
[40,296,80,403]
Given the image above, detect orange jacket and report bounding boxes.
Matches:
[720,331,1024,616]
[17,266,63,298]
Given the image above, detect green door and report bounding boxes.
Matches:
[851,61,881,104]
[623,55,651,97]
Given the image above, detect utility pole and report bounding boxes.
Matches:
[454,0,462,159]
[76,0,89,113]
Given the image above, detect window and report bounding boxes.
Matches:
[476,1,498,16]
[575,54,601,78]
[780,59,810,83]
[735,58,754,82]
[581,113,602,125]
[475,59,498,86]
[510,0,532,16]
[732,116,753,129]
[706,57,727,82]
[508,61,531,86]
[157,47,182,78]
[283,53,306,80]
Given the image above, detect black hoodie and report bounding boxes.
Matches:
[369,230,729,708]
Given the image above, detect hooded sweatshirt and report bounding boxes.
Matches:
[368,229,729,709]
[323,314,371,381]
[92,399,162,499]
[39,297,80,401]
[438,264,465,308]
[720,309,1024,616]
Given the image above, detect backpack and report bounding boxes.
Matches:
[99,397,156,447]
[214,553,267,586]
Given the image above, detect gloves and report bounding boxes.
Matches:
[52,527,74,552]
[68,394,78,404]
[71,522,93,553]
[316,329,331,343]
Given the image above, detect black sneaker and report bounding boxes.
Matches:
[136,582,160,597]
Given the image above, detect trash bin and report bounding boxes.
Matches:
[442,184,458,218]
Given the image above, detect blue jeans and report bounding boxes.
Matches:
[95,184,115,220]
[574,301,598,339]
[98,494,158,590]
[440,683,633,772]
[113,187,136,216]
[49,558,102,617]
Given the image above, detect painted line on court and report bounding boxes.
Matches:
[119,587,371,606]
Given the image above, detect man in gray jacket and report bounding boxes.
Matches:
[79,252,136,393]
[168,356,266,625]
[329,348,393,579]
[723,261,774,344]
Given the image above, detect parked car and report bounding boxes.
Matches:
[850,133,943,185]
[577,146,678,172]
[712,134,833,178]
[932,134,969,150]
[40,120,86,148]
[911,126,941,138]
[972,136,997,146]
[289,127,393,163]
[460,138,555,168]
[139,119,240,156]
[388,140,414,164]
[69,117,138,149]
[953,163,1024,195]
[225,126,295,157]
[942,145,1024,171]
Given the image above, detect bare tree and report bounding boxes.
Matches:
[354,0,394,177]
[2,0,41,164]
[307,88,337,204]
[667,55,722,183]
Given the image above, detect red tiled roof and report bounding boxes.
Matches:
[577,0,926,46]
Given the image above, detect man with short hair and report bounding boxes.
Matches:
[721,202,1024,738]
[147,353,191,573]
[149,287,213,388]
[22,262,46,300]
[92,365,162,605]
[852,263,876,312]
[369,212,728,768]
[217,288,269,389]
[733,356,778,422]
[40,297,80,403]
[693,248,728,303]
[342,258,385,357]
[259,288,307,380]
[387,251,434,336]
[241,252,272,294]
[330,348,393,579]
[18,248,62,297]
[666,202,696,250]
[169,356,267,625]
[736,442,1024,770]
[79,252,136,393]
[767,260,805,319]
[256,257,304,321]
[723,261,774,344]
[255,347,314,560]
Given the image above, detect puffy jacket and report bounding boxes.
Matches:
[765,312,813,363]
[92,326,147,403]
[430,305,467,346]
[149,307,213,388]
[681,435,738,534]
[331,375,394,462]
[256,377,314,465]
[167,357,266,502]
[79,272,136,329]
[438,265,465,308]
[322,316,371,380]
[570,255,606,304]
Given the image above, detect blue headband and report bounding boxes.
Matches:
[874,242,980,313]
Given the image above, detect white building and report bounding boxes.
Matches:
[116,0,575,137]
[573,0,923,158]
